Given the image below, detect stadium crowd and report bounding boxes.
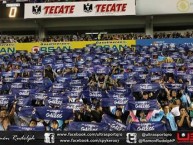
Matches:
[1,31,193,43]
[0,43,192,131]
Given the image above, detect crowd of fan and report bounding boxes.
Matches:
[1,32,193,43]
[0,43,193,131]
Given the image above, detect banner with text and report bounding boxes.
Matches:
[0,40,135,53]
[24,0,135,19]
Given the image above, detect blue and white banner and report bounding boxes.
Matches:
[133,67,147,72]
[0,95,16,106]
[46,97,66,106]
[16,97,31,107]
[11,83,23,89]
[126,99,158,110]
[127,122,166,131]
[8,125,45,131]
[3,77,15,83]
[64,91,81,98]
[162,69,175,74]
[56,77,71,83]
[11,89,36,96]
[101,98,129,107]
[94,67,110,74]
[63,103,83,110]
[66,122,109,131]
[31,93,47,100]
[112,74,127,80]
[35,107,73,120]
[162,63,175,68]
[83,91,107,98]
[1,72,14,77]
[0,97,9,107]
[32,65,44,70]
[53,63,64,70]
[132,83,161,92]
[18,107,35,117]
[70,79,82,85]
[187,85,193,92]
[136,38,193,46]
[42,57,54,64]
[165,83,183,90]
[101,114,126,131]
[52,83,64,89]
[30,77,44,84]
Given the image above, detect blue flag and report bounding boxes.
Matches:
[66,122,109,131]
[126,99,158,110]
[132,83,161,92]
[8,125,45,131]
[127,122,166,131]
[101,98,129,107]
[63,103,83,110]
[101,114,126,131]
[35,107,73,120]
[82,91,107,98]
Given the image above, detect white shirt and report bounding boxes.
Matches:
[171,106,180,117]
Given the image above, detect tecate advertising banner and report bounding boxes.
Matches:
[24,0,135,19]
[136,0,193,15]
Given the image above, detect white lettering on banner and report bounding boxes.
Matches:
[48,99,62,105]
[46,113,63,118]
[19,90,29,96]
[188,86,193,92]
[135,102,150,109]
[81,125,98,131]
[24,0,135,19]
[112,94,123,98]
[140,84,153,90]
[34,94,44,99]
[33,80,43,83]
[66,104,79,110]
[70,92,79,97]
[0,99,8,105]
[11,84,22,88]
[110,121,126,131]
[136,123,155,131]
[89,92,102,97]
[53,84,63,89]
[114,99,128,105]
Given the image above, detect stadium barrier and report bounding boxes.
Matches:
[136,38,193,46]
[1,38,193,54]
[0,40,136,53]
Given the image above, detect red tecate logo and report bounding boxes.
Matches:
[44,5,75,14]
[95,3,127,13]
